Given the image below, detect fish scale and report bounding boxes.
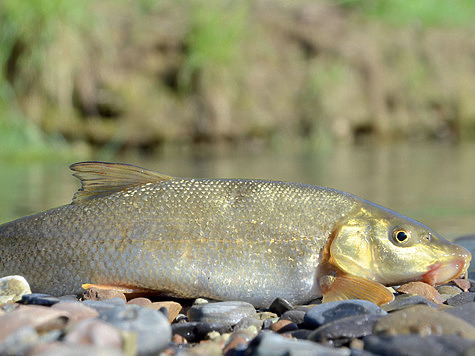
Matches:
[0,162,470,307]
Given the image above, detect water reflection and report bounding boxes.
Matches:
[1,143,474,240]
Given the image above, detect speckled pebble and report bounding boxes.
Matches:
[446,292,475,306]
[99,304,171,355]
[363,334,475,356]
[0,275,32,304]
[243,331,351,356]
[374,304,475,339]
[81,288,126,302]
[382,294,437,312]
[188,301,256,325]
[21,293,60,306]
[233,316,263,331]
[268,298,293,316]
[304,300,386,329]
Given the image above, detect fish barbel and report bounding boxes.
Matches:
[0,162,471,307]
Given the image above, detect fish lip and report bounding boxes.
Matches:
[421,257,467,286]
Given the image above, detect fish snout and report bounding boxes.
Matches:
[421,245,471,285]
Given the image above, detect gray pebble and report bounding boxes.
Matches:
[382,294,437,312]
[444,302,475,326]
[304,300,386,329]
[446,292,475,306]
[33,344,125,356]
[234,316,263,331]
[286,329,313,340]
[280,310,306,324]
[188,301,256,325]
[21,293,60,306]
[81,298,126,315]
[100,304,171,355]
[243,331,351,356]
[308,314,383,346]
[171,321,233,343]
[268,298,293,316]
[363,334,475,356]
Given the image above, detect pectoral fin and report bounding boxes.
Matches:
[82,283,164,299]
[321,274,395,305]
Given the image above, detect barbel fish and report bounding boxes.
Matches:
[0,162,471,307]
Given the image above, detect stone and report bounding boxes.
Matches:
[81,298,126,316]
[381,294,437,312]
[308,314,383,346]
[233,316,263,331]
[100,304,171,355]
[0,305,69,342]
[64,318,122,349]
[446,292,475,306]
[31,343,126,356]
[444,302,475,326]
[81,288,126,302]
[243,331,351,356]
[187,301,256,325]
[454,235,475,279]
[286,329,313,340]
[304,300,386,329]
[171,321,233,343]
[363,334,475,356]
[255,311,278,321]
[269,319,298,333]
[268,298,293,316]
[21,293,60,306]
[397,282,444,304]
[223,333,248,354]
[0,326,39,356]
[150,301,182,322]
[436,286,462,302]
[51,301,99,323]
[0,275,31,304]
[280,310,306,325]
[450,278,471,292]
[172,333,187,344]
[374,304,475,339]
[126,298,151,307]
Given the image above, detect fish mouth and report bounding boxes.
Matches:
[421,257,469,285]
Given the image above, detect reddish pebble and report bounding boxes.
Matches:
[64,318,122,349]
[150,301,182,322]
[269,319,298,333]
[397,282,444,304]
[51,302,99,323]
[172,333,187,344]
[451,278,471,292]
[127,297,152,307]
[223,334,247,354]
[81,287,126,302]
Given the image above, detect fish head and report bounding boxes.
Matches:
[329,201,471,287]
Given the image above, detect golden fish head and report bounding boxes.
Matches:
[329,201,471,287]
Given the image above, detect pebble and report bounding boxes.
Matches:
[381,293,437,312]
[0,305,69,342]
[21,293,60,306]
[446,292,475,306]
[454,235,475,278]
[32,343,126,356]
[126,297,151,307]
[304,300,387,329]
[280,309,306,324]
[81,298,126,316]
[435,285,462,302]
[0,326,39,356]
[150,301,182,322]
[0,275,32,304]
[268,298,293,316]
[363,334,475,356]
[269,319,298,333]
[307,313,383,346]
[374,304,475,339]
[450,278,471,292]
[99,304,171,355]
[64,318,122,349]
[187,301,256,325]
[444,302,475,326]
[397,282,444,304]
[233,316,263,331]
[172,321,233,343]
[244,331,351,356]
[51,301,99,323]
[81,288,127,302]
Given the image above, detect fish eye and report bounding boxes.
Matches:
[392,228,411,244]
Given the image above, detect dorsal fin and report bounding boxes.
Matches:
[70,161,174,204]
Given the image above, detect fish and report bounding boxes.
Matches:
[0,161,471,307]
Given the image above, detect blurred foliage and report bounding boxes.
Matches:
[1,0,475,160]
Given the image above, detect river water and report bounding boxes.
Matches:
[1,142,474,240]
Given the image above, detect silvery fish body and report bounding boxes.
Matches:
[0,162,470,307]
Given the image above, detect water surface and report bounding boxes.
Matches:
[1,143,474,240]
